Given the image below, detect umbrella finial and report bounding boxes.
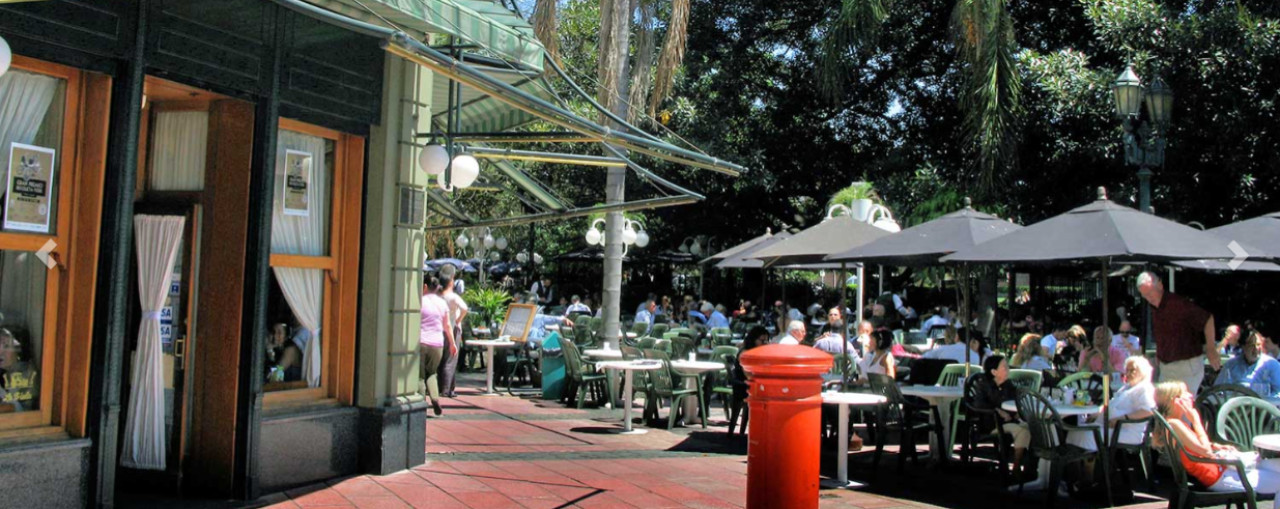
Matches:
[963,197,973,209]
[766,227,772,235]
[1097,187,1108,201]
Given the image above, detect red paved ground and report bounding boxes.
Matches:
[264,373,1170,509]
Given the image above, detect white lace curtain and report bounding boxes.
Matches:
[272,130,329,387]
[148,110,209,191]
[0,70,59,201]
[121,215,185,470]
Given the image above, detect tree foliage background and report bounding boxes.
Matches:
[438,0,1278,306]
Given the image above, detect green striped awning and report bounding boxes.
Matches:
[431,67,555,133]
[305,0,545,71]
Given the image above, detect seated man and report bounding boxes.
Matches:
[634,298,656,334]
[774,320,805,345]
[565,294,591,317]
[1215,331,1280,398]
[923,331,986,365]
[705,303,730,329]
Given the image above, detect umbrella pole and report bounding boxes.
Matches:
[856,265,865,329]
[840,262,849,383]
[963,264,971,377]
[1102,260,1110,331]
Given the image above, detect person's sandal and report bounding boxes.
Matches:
[432,400,443,416]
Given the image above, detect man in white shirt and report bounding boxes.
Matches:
[1111,320,1142,356]
[634,298,656,334]
[1040,326,1064,360]
[565,295,591,317]
[775,320,806,345]
[923,333,984,365]
[920,307,950,333]
[440,274,468,398]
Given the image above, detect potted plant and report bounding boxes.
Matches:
[467,286,512,329]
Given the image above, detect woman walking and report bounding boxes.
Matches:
[420,276,454,416]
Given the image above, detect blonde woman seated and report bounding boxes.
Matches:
[1010,333,1053,371]
[1154,381,1280,500]
[1078,326,1126,375]
[1065,356,1156,479]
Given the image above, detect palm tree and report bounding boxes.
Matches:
[820,0,1022,196]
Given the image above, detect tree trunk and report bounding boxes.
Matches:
[600,0,636,347]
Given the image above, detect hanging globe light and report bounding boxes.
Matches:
[450,153,480,188]
[585,227,602,246]
[455,232,470,249]
[489,251,500,261]
[495,237,508,250]
[533,253,543,265]
[483,233,495,249]
[516,252,528,263]
[690,242,703,256]
[417,143,449,175]
[621,224,638,245]
[635,229,650,248]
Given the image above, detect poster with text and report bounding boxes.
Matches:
[4,143,56,233]
[283,149,312,217]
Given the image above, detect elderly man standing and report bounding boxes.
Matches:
[775,320,806,345]
[1139,271,1219,394]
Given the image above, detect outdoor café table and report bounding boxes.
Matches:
[696,347,716,358]
[671,360,726,425]
[897,385,964,462]
[1001,400,1102,492]
[473,327,492,338]
[1253,434,1280,453]
[596,360,665,434]
[583,348,623,360]
[468,339,519,396]
[822,391,888,489]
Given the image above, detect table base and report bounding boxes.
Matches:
[609,428,649,435]
[820,479,869,490]
[478,392,502,397]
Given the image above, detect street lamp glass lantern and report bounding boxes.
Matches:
[1111,66,1144,117]
[1145,76,1174,127]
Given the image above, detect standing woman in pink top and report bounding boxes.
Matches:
[421,276,454,416]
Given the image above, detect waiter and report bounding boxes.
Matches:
[1138,271,1219,394]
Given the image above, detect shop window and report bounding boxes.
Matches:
[0,250,46,413]
[0,69,66,235]
[148,110,209,191]
[267,122,337,397]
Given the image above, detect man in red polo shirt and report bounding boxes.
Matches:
[1138,271,1219,394]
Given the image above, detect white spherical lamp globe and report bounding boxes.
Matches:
[495,237,508,250]
[621,226,637,245]
[0,36,10,78]
[489,251,500,261]
[533,253,543,265]
[455,233,469,249]
[690,243,703,256]
[635,230,650,248]
[516,252,528,263]
[450,154,480,188]
[585,228,601,246]
[483,234,495,249]
[418,144,449,175]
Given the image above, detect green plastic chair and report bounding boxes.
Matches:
[630,321,650,336]
[651,323,670,337]
[561,338,608,408]
[1056,371,1104,403]
[1197,384,1261,443]
[827,354,856,390]
[1153,413,1257,509]
[653,339,673,356]
[637,337,658,350]
[1008,369,1043,394]
[1015,390,1111,507]
[709,327,733,346]
[937,363,977,387]
[1217,396,1280,452]
[589,316,605,335]
[711,345,739,360]
[670,336,695,359]
[573,323,596,349]
[641,350,708,429]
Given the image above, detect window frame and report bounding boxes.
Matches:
[264,118,350,406]
[0,56,83,431]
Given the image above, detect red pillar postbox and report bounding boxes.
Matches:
[739,344,833,509]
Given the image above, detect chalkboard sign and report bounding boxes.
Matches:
[500,303,537,342]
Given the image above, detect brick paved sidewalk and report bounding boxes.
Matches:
[265,371,1170,509]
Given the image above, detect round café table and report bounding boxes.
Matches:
[1002,400,1101,492]
[468,339,518,396]
[596,360,665,434]
[670,360,725,425]
[898,385,964,463]
[822,391,888,489]
[583,348,623,360]
[1253,434,1280,453]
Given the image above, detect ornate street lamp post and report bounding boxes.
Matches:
[1111,64,1174,214]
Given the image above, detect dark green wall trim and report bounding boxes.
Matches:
[0,0,129,74]
[232,5,285,500]
[86,1,148,507]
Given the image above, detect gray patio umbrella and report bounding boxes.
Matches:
[700,228,774,265]
[825,198,1022,266]
[715,231,793,269]
[1209,212,1280,261]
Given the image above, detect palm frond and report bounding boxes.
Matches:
[818,0,892,102]
[951,0,1023,195]
[648,0,691,117]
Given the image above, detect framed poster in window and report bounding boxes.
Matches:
[4,143,56,233]
[282,149,311,217]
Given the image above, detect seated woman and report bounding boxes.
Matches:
[1078,326,1126,375]
[728,326,770,436]
[853,330,895,385]
[0,327,38,411]
[971,354,1030,468]
[1154,381,1280,496]
[1066,356,1156,480]
[1010,333,1053,371]
[265,322,302,383]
